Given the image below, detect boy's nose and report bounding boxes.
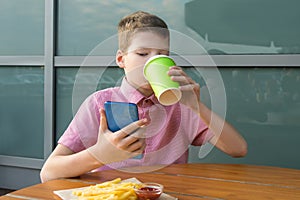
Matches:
[150,52,159,57]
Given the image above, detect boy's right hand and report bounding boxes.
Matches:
[88,109,147,164]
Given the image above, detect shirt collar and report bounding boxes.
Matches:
[120,78,159,105]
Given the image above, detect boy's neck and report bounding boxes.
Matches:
[126,79,154,97]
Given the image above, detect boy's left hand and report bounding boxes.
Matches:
[168,66,200,111]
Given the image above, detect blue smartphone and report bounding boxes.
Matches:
[104,101,139,132]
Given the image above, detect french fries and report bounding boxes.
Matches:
[72,178,141,200]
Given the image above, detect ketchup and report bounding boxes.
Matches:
[136,186,161,200]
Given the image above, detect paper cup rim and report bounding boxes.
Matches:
[158,87,182,106]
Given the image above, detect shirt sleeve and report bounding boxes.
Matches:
[58,93,101,152]
[191,127,214,146]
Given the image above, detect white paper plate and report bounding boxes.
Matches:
[54,178,177,200]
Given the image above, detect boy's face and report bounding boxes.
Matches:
[116,31,169,96]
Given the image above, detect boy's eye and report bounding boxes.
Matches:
[137,52,148,56]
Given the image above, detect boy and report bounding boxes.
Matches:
[40,11,247,182]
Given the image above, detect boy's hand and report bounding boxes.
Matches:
[88,109,147,164]
[168,66,201,111]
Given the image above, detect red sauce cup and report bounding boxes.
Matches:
[134,182,163,200]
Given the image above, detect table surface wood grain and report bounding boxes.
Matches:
[1,163,300,200]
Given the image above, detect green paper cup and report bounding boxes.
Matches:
[144,55,182,106]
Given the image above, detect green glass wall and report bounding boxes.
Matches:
[0,0,44,161]
[0,0,44,55]
[0,67,44,158]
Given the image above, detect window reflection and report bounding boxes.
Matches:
[185,0,300,54]
[222,68,300,125]
[57,0,300,55]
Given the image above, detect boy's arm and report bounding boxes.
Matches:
[198,102,248,157]
[40,144,103,183]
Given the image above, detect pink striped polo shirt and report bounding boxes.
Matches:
[58,78,213,171]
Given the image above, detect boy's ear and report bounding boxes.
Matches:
[116,50,125,68]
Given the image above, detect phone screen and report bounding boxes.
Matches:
[104,101,139,132]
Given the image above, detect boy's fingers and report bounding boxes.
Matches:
[120,118,148,136]
[179,83,199,91]
[99,109,108,131]
[130,127,146,138]
[168,66,185,75]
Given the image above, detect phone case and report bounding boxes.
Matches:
[104,101,139,132]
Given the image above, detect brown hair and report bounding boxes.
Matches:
[118,11,169,52]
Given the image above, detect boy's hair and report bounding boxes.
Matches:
[118,11,169,52]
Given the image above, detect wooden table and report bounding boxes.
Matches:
[1,163,300,199]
